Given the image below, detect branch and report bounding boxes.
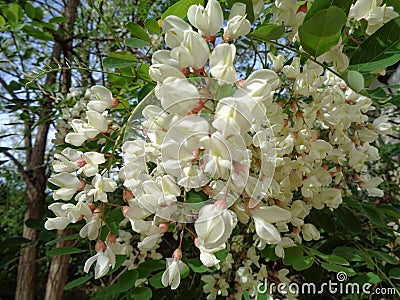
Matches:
[3,151,29,181]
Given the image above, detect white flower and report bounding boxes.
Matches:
[48,173,83,200]
[302,223,320,241]
[195,202,235,251]
[161,258,187,290]
[252,205,291,244]
[87,86,115,113]
[170,30,210,69]
[349,0,398,35]
[239,69,281,104]
[187,0,223,37]
[87,174,117,202]
[52,148,82,173]
[45,202,92,230]
[224,3,251,40]
[161,15,193,48]
[149,63,186,82]
[84,243,116,279]
[152,50,181,69]
[210,43,237,83]
[86,110,108,133]
[156,77,200,114]
[76,152,106,177]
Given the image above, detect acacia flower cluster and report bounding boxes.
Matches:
[44,0,395,297]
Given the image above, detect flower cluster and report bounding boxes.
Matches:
[44,0,395,297]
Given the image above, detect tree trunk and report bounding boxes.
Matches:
[44,228,75,300]
[15,1,80,299]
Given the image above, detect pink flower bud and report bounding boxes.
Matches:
[158,222,169,233]
[172,248,182,260]
[76,158,86,167]
[106,232,117,244]
[123,190,134,202]
[87,203,96,212]
[95,240,106,252]
[112,97,119,108]
[122,206,130,218]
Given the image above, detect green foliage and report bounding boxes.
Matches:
[349,16,400,72]
[299,6,347,56]
[248,24,285,41]
[161,0,204,19]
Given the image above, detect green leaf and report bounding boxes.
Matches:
[248,24,285,41]
[149,271,165,289]
[215,248,229,261]
[22,26,54,41]
[283,247,304,265]
[25,218,44,230]
[349,17,400,72]
[181,265,190,279]
[107,51,138,61]
[144,18,161,34]
[103,56,136,69]
[137,259,166,278]
[293,256,315,271]
[45,234,81,246]
[126,38,149,48]
[227,0,254,23]
[360,204,386,227]
[333,247,366,262]
[6,3,22,27]
[186,190,209,203]
[304,0,353,22]
[0,15,5,27]
[105,255,126,276]
[343,70,364,92]
[1,237,32,249]
[353,272,381,285]
[131,287,152,300]
[138,83,156,102]
[49,17,68,23]
[320,263,356,276]
[335,206,361,234]
[126,22,150,42]
[24,3,36,19]
[368,250,398,265]
[389,268,400,280]
[138,64,152,82]
[298,6,347,56]
[64,275,93,290]
[162,0,204,19]
[110,270,138,294]
[47,247,87,257]
[187,258,209,273]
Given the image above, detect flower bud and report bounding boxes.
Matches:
[172,248,183,260]
[87,203,96,212]
[95,240,106,252]
[122,206,130,218]
[123,190,134,202]
[158,222,169,233]
[76,158,86,167]
[106,232,117,244]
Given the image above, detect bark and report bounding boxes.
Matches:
[15,42,61,300]
[44,1,80,299]
[44,228,75,300]
[15,1,80,299]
